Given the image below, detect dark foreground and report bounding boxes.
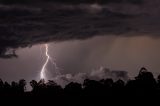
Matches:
[0,68,160,105]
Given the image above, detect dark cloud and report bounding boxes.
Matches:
[0,0,144,5]
[0,0,159,58]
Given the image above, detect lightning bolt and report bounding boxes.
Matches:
[40,44,61,80]
[40,44,49,80]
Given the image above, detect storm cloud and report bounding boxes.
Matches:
[0,0,144,5]
[0,0,160,58]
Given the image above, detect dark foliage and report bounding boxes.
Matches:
[0,67,159,105]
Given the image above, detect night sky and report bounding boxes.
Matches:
[0,0,160,87]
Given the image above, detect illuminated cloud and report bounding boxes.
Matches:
[53,67,128,87]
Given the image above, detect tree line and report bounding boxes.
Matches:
[0,67,159,105]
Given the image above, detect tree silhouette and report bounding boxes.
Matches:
[135,67,156,89]
[0,67,159,105]
[65,82,82,95]
[30,80,38,93]
[18,79,26,93]
[157,75,160,88]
